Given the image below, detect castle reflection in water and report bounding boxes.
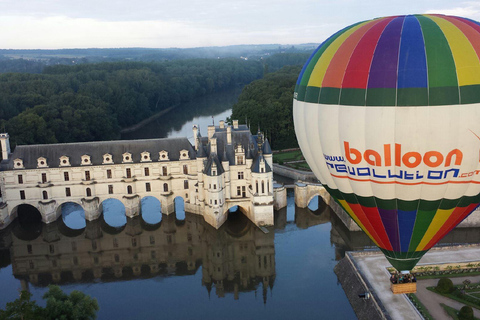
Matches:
[1,197,479,303]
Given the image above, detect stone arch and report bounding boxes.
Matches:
[140,196,162,225]
[306,194,329,216]
[11,205,43,241]
[14,203,42,226]
[224,205,252,238]
[56,201,86,230]
[99,198,127,228]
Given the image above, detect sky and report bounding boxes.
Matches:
[1,0,480,49]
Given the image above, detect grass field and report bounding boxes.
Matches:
[273,149,304,163]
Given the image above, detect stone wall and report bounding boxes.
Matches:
[334,254,389,320]
[272,164,318,183]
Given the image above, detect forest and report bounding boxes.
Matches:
[0,59,263,146]
[230,65,302,150]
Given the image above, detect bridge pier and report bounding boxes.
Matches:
[124,195,141,218]
[82,198,100,221]
[38,200,60,224]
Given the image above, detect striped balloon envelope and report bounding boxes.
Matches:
[293,14,480,271]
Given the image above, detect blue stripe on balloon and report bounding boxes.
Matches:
[397,15,428,88]
[398,210,417,252]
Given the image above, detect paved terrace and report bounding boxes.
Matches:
[349,245,480,319]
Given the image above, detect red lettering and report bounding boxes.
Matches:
[344,141,361,164]
[424,151,443,167]
[364,150,381,166]
[445,149,463,166]
[402,152,422,168]
[395,144,401,167]
[384,144,391,166]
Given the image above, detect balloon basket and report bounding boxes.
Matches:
[390,282,417,294]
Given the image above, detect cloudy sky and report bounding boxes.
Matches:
[0,0,479,49]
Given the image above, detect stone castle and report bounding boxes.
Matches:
[0,120,274,230]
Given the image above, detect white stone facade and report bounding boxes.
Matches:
[0,121,274,229]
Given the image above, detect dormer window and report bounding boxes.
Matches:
[159,150,169,161]
[212,164,217,176]
[59,156,70,167]
[14,158,24,169]
[179,150,189,160]
[37,157,48,168]
[141,151,151,162]
[235,145,245,165]
[122,152,132,163]
[81,155,91,165]
[103,153,113,164]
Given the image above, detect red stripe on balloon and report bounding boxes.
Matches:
[322,20,380,88]
[342,17,395,89]
[423,203,478,250]
[360,205,394,251]
[348,203,387,249]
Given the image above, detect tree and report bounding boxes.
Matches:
[436,278,454,294]
[0,286,99,320]
[458,305,474,320]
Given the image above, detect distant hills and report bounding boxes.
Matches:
[0,44,318,74]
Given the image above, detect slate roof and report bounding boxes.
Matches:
[204,153,224,176]
[1,138,195,170]
[251,155,272,173]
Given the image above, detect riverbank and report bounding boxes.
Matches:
[120,106,177,134]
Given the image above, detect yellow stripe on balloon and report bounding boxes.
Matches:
[307,21,372,88]
[338,199,380,247]
[427,15,480,86]
[416,208,455,251]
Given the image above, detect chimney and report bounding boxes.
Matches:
[227,126,232,144]
[0,133,11,161]
[211,137,217,154]
[219,120,225,129]
[192,125,199,150]
[233,120,239,129]
[207,125,215,139]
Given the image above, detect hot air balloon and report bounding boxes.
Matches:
[293,14,480,272]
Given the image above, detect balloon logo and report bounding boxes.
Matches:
[293,14,480,271]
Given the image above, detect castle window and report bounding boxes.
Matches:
[236,155,244,165]
[81,155,91,165]
[242,186,246,197]
[141,151,151,162]
[126,168,131,178]
[159,150,169,161]
[107,169,112,179]
[20,190,25,200]
[212,169,217,176]
[213,184,216,190]
[14,158,24,169]
[59,156,70,167]
[214,199,218,204]
[162,166,167,176]
[42,173,47,183]
[86,188,92,197]
[127,185,133,194]
[163,183,168,192]
[108,185,113,194]
[238,172,244,179]
[256,180,259,194]
[184,180,188,189]
[64,172,69,181]
[144,167,150,176]
[179,150,189,160]
[262,181,265,194]
[122,152,132,163]
[261,167,265,173]
[18,175,23,184]
[42,190,48,200]
[146,182,151,192]
[85,171,90,181]
[183,165,188,174]
[267,181,270,194]
[103,153,113,164]
[37,157,48,168]
[237,186,241,196]
[65,187,71,197]
[27,244,32,254]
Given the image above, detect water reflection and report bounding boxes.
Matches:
[101,199,127,228]
[61,203,86,230]
[121,87,242,141]
[141,197,162,225]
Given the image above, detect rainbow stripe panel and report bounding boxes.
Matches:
[295,14,480,106]
[325,185,480,270]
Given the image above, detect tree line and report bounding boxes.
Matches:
[230,65,302,150]
[0,59,263,146]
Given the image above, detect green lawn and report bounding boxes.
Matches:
[273,150,304,163]
[427,286,480,310]
[440,303,480,320]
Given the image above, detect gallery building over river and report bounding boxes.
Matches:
[0,120,274,230]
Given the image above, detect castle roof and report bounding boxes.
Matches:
[251,154,272,173]
[1,137,195,170]
[262,139,272,155]
[204,153,224,176]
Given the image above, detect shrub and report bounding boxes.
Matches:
[436,278,454,294]
[458,305,474,320]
